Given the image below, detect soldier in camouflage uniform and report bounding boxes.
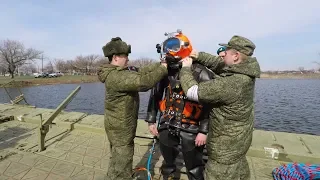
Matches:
[179,35,261,180]
[97,37,168,180]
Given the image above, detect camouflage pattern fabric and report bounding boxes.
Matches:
[102,37,131,58]
[179,51,260,180]
[219,35,256,56]
[98,62,168,180]
[205,156,250,180]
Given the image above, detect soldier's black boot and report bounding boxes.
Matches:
[160,166,180,180]
[186,166,205,180]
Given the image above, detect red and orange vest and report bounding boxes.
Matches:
[158,83,203,125]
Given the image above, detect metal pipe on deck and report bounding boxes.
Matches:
[38,85,81,152]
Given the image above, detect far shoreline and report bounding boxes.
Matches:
[1,73,320,88]
[260,73,320,79]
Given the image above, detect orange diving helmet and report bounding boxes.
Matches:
[156,29,193,59]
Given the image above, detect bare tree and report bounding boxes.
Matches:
[94,57,108,67]
[45,61,54,73]
[66,60,76,74]
[129,57,156,67]
[19,63,37,74]
[0,59,7,75]
[298,66,305,73]
[53,59,76,75]
[73,54,100,75]
[53,58,68,73]
[0,39,43,78]
[91,57,109,74]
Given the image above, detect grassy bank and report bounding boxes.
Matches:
[0,75,100,87]
[260,73,320,79]
[1,73,320,88]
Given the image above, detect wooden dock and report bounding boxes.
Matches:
[0,103,319,180]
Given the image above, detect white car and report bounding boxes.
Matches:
[33,73,40,78]
[56,72,63,77]
[34,73,44,78]
[49,73,57,78]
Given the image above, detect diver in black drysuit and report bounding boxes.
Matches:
[145,55,214,180]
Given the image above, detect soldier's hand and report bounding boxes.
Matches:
[181,57,193,67]
[160,58,167,68]
[195,133,207,146]
[148,123,158,136]
[189,49,199,59]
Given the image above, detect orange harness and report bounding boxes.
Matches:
[158,83,203,125]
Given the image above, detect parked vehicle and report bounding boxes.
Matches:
[34,72,49,78]
[49,73,57,78]
[33,73,41,78]
[42,72,49,78]
[56,72,64,77]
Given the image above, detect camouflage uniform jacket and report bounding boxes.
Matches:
[179,52,261,164]
[98,63,168,146]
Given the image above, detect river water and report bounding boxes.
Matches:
[1,79,320,135]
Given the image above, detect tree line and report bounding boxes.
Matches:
[0,39,157,78]
[1,39,319,79]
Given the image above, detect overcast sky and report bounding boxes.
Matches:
[1,0,320,71]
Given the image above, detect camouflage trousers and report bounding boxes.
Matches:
[204,156,250,180]
[104,139,134,180]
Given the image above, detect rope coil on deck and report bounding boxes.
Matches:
[272,162,320,180]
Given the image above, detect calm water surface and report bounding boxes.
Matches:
[1,79,319,135]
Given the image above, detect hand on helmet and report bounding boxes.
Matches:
[189,49,199,59]
[181,56,193,67]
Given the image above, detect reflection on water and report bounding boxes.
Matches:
[1,79,320,135]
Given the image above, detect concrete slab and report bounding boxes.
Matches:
[1,103,319,180]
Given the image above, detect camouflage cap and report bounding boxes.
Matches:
[102,37,131,58]
[219,35,255,56]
